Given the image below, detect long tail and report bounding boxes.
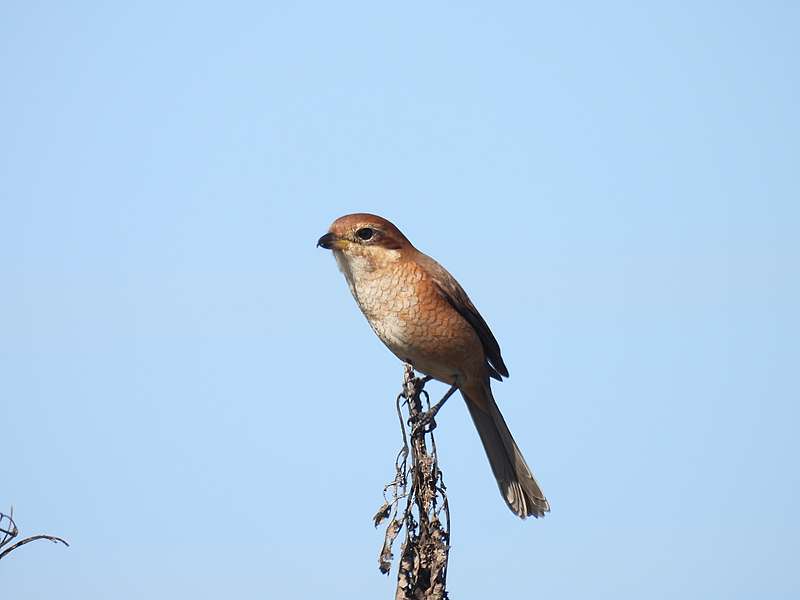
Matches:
[462,384,550,519]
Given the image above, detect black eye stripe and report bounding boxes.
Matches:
[356,227,375,241]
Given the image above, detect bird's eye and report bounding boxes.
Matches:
[356,227,375,241]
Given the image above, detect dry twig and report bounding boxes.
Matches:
[0,508,69,562]
[374,364,451,599]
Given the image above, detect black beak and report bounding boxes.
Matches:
[317,232,336,249]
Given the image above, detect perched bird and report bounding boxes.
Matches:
[317,213,549,519]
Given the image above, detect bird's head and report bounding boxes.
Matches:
[317,213,413,272]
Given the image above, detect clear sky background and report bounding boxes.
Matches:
[2,2,798,598]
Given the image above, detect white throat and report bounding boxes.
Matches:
[333,247,400,297]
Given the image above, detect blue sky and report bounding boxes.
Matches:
[2,2,798,598]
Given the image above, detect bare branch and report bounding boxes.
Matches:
[0,510,69,562]
[375,364,451,599]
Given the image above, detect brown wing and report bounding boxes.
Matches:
[416,252,509,380]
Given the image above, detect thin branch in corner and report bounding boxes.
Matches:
[0,507,69,561]
[374,363,451,600]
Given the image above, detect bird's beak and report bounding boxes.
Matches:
[317,232,347,250]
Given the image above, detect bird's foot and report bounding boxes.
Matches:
[408,383,457,436]
[410,409,438,435]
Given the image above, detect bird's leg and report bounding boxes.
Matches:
[413,383,458,434]
[427,384,458,419]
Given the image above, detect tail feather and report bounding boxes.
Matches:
[463,386,550,519]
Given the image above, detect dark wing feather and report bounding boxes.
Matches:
[417,253,509,380]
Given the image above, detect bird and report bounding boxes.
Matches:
[317,213,549,519]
